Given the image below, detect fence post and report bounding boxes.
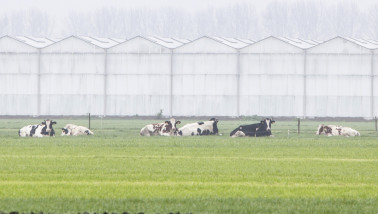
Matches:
[298,118,300,135]
[88,113,91,129]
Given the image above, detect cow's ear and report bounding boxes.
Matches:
[176,121,181,124]
[52,121,57,125]
[61,128,64,130]
[42,121,46,125]
[164,121,170,124]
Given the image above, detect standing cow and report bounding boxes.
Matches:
[19,119,57,137]
[177,118,219,136]
[230,118,275,137]
[140,118,181,136]
[316,124,360,137]
[61,124,94,136]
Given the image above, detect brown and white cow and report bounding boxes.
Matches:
[140,118,181,136]
[316,124,360,137]
[61,124,94,136]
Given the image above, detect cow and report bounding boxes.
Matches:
[230,118,275,137]
[140,118,181,136]
[177,118,219,136]
[316,124,338,136]
[316,124,360,137]
[19,119,57,137]
[61,124,94,136]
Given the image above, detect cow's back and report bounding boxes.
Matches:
[178,121,215,136]
[64,124,78,130]
[340,127,360,137]
[230,123,259,137]
[71,126,93,136]
[19,125,35,137]
[140,123,163,136]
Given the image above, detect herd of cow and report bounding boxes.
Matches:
[18,118,361,138]
[19,120,94,137]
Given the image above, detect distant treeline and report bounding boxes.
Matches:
[0,0,377,40]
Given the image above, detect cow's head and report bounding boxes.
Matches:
[209,118,219,134]
[209,118,218,123]
[316,124,324,135]
[42,119,56,134]
[162,118,181,135]
[316,124,332,135]
[261,118,275,131]
[85,129,94,135]
[61,128,71,136]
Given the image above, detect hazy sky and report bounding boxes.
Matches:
[1,0,378,38]
[1,0,377,15]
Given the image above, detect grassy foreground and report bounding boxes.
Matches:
[0,118,377,213]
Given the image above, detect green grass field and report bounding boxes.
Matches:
[0,117,377,213]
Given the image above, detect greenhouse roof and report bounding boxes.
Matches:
[4,35,378,51]
[146,36,188,49]
[79,36,121,48]
[14,36,56,48]
[278,37,320,49]
[171,37,191,44]
[109,37,127,43]
[344,37,378,50]
[212,37,254,48]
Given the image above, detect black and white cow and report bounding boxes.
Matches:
[140,118,181,136]
[19,119,57,137]
[230,118,275,137]
[61,124,94,136]
[177,118,219,136]
[316,124,360,137]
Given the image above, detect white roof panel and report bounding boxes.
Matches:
[171,38,191,44]
[235,38,255,44]
[278,37,317,49]
[109,37,127,43]
[79,36,120,48]
[146,36,186,49]
[14,36,55,48]
[174,36,238,53]
[45,37,63,43]
[212,37,250,49]
[345,37,378,50]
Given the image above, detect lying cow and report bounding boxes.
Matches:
[140,118,181,136]
[19,119,57,137]
[230,118,275,137]
[61,124,94,136]
[316,124,360,137]
[177,118,219,136]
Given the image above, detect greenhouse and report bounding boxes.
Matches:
[0,35,377,118]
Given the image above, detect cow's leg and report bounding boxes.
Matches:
[33,134,43,138]
[140,127,151,136]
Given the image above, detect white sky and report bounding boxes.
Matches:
[1,0,377,15]
[1,0,377,37]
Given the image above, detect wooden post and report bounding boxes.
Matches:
[88,113,91,129]
[298,118,300,135]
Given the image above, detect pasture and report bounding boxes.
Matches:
[0,117,377,213]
